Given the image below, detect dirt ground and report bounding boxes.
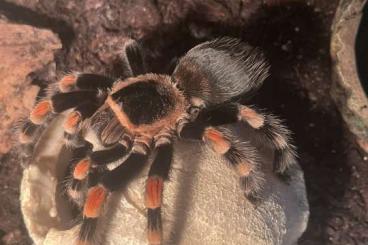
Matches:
[0,0,368,244]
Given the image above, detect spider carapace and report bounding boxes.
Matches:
[19,37,297,245]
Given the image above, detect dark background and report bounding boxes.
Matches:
[0,0,367,244]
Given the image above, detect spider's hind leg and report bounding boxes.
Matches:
[62,144,92,208]
[203,127,265,201]
[77,148,149,245]
[197,103,298,177]
[144,135,174,245]
[63,128,132,207]
[180,125,265,202]
[231,104,297,176]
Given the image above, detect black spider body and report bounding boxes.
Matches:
[110,77,180,125]
[20,37,297,245]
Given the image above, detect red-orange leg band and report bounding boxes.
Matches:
[147,229,162,245]
[19,132,32,144]
[59,74,77,92]
[239,106,265,129]
[64,111,82,134]
[83,185,107,218]
[236,162,252,177]
[76,240,90,245]
[203,127,231,154]
[145,176,163,209]
[73,158,91,180]
[30,100,52,125]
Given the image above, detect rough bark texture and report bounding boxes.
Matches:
[0,0,368,244]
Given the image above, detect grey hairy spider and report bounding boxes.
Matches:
[19,37,297,245]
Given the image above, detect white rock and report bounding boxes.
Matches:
[21,116,309,245]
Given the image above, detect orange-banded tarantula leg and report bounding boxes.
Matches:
[240,106,297,174]
[78,150,149,245]
[89,141,130,167]
[20,74,114,147]
[193,103,297,175]
[19,100,56,159]
[63,145,92,206]
[180,125,264,202]
[51,90,101,113]
[63,102,99,134]
[119,39,146,79]
[59,73,115,93]
[145,138,174,245]
[64,140,132,206]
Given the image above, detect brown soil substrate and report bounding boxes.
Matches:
[0,0,367,244]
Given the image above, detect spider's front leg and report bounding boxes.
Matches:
[179,122,265,202]
[64,113,134,206]
[144,133,174,245]
[63,140,131,207]
[19,74,114,155]
[19,38,146,154]
[77,144,150,245]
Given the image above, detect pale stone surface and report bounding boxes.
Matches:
[331,0,368,152]
[0,22,61,153]
[21,116,309,245]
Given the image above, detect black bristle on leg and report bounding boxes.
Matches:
[77,150,149,244]
[184,103,297,178]
[145,143,173,245]
[179,124,265,203]
[21,121,38,137]
[198,103,239,126]
[64,146,91,197]
[70,178,83,191]
[51,91,99,113]
[224,143,264,203]
[78,218,98,245]
[75,102,100,119]
[239,176,262,204]
[19,120,40,144]
[148,144,173,179]
[259,115,297,175]
[120,39,146,78]
[100,152,149,191]
[64,132,85,147]
[74,74,115,90]
[147,208,162,241]
[89,143,129,166]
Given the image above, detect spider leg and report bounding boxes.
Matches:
[145,136,174,245]
[19,74,116,159]
[58,73,115,93]
[119,39,146,79]
[193,103,297,175]
[179,125,264,202]
[77,144,150,245]
[64,136,132,204]
[239,105,297,174]
[89,141,131,168]
[63,102,99,135]
[62,144,92,207]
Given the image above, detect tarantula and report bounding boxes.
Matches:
[19,37,297,245]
